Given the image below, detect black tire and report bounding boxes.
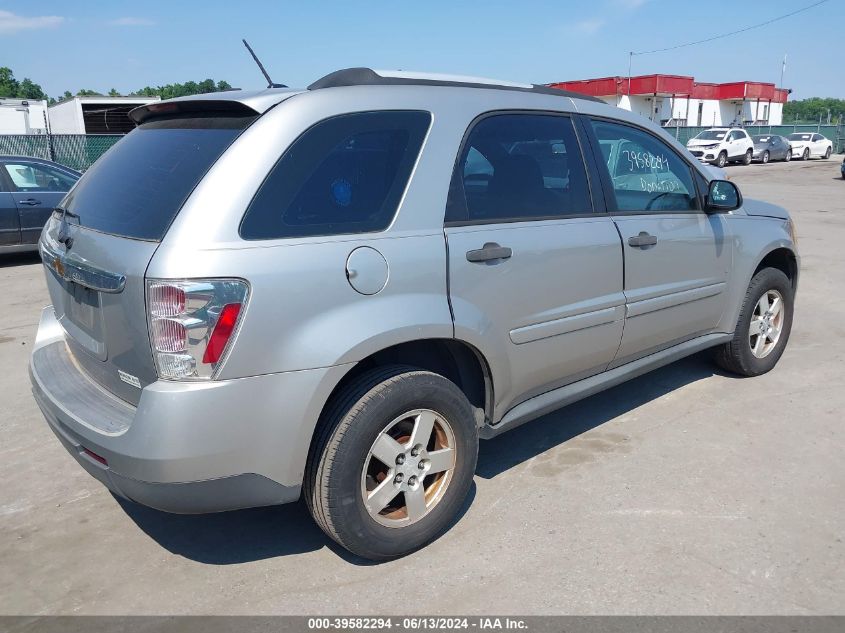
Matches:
[802,148,810,161]
[742,148,753,165]
[785,149,792,162]
[762,150,770,164]
[305,365,478,560]
[714,267,794,377]
[716,151,727,168]
[823,147,831,159]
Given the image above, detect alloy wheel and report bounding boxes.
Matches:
[361,409,457,528]
[749,290,785,359]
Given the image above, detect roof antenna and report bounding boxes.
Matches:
[242,39,287,88]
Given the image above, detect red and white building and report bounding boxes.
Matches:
[548,74,790,127]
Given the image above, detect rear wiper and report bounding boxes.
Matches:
[54,206,80,248]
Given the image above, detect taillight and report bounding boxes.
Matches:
[146,279,249,380]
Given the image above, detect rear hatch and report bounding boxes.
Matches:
[41,109,257,405]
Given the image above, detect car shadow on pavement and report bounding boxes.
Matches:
[116,481,477,566]
[476,352,722,479]
[116,354,717,564]
[0,252,40,268]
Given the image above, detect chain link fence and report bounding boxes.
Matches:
[665,123,845,153]
[0,134,122,171]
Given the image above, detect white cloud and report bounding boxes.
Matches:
[573,18,606,34]
[0,10,64,34]
[109,17,155,26]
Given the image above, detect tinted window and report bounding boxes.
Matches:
[241,111,430,240]
[63,116,253,240]
[447,114,590,223]
[591,119,698,212]
[3,162,77,192]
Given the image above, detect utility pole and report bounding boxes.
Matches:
[779,53,787,89]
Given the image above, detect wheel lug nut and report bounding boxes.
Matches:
[394,473,404,484]
[408,475,417,486]
[411,445,421,457]
[418,460,426,470]
[396,454,405,465]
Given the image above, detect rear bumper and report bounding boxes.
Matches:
[30,306,351,513]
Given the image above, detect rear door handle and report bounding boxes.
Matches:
[18,198,42,206]
[466,242,512,263]
[628,231,658,248]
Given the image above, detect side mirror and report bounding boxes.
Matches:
[706,179,741,213]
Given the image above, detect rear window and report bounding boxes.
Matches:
[62,115,254,241]
[240,111,431,240]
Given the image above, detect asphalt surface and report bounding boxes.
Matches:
[1,158,843,615]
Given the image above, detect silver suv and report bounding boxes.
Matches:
[30,69,799,560]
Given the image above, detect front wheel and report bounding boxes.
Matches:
[305,366,478,560]
[716,151,728,168]
[802,148,810,161]
[823,147,832,159]
[762,150,770,164]
[714,267,794,377]
[742,148,753,165]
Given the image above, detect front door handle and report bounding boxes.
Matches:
[18,198,42,206]
[628,231,658,248]
[466,242,512,263]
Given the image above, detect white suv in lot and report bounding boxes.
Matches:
[686,128,754,168]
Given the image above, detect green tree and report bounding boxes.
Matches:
[0,67,20,97]
[130,78,233,99]
[783,98,845,124]
[76,89,103,97]
[108,88,121,97]
[0,67,48,100]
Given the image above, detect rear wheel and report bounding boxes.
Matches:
[742,148,753,165]
[761,150,770,164]
[785,148,792,162]
[716,151,728,168]
[714,267,794,377]
[305,366,478,560]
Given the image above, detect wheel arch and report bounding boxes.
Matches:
[754,246,799,291]
[310,338,495,457]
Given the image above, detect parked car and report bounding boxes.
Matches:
[841,155,845,179]
[751,135,792,163]
[0,156,79,253]
[30,68,799,560]
[686,127,754,167]
[787,132,833,160]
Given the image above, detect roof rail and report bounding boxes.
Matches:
[308,68,604,103]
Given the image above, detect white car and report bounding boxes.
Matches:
[787,132,833,160]
[686,128,754,168]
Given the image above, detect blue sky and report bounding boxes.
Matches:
[2,0,843,99]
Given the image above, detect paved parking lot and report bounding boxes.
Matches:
[1,158,843,615]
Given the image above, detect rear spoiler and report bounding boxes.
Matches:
[129,100,260,126]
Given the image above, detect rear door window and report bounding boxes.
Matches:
[240,111,431,240]
[61,115,254,241]
[446,113,592,223]
[3,162,77,192]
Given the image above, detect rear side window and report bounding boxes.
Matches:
[240,111,431,240]
[3,162,78,192]
[446,113,591,223]
[62,116,254,241]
